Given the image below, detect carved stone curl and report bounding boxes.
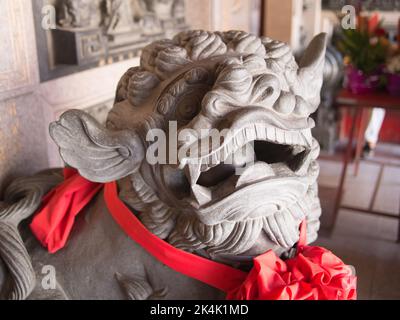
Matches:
[0,171,63,300]
[103,30,327,257]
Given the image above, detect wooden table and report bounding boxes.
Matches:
[333,89,400,242]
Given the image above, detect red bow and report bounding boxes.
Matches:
[227,247,357,300]
[30,170,357,300]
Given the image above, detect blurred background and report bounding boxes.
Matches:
[0,0,399,299]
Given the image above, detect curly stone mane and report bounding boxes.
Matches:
[111,30,323,257]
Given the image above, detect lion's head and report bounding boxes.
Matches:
[50,30,326,262]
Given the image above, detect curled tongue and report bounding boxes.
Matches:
[235,161,276,188]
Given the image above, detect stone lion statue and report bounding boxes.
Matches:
[0,30,326,300]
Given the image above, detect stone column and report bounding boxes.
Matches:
[262,0,295,43]
[262,0,304,51]
[185,0,259,33]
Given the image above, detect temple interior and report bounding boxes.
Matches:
[0,0,400,300]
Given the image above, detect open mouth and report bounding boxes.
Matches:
[179,123,314,208]
[196,140,310,188]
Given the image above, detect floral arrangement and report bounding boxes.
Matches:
[337,25,389,74]
[336,14,393,94]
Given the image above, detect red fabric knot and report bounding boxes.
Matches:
[226,235,357,300]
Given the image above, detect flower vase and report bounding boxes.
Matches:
[346,65,382,94]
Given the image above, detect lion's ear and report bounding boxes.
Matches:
[297,33,327,113]
[50,110,144,183]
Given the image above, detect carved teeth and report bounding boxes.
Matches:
[236,161,276,188]
[255,124,267,139]
[209,152,220,168]
[185,162,202,185]
[245,127,256,140]
[266,126,275,140]
[275,128,285,144]
[191,184,212,206]
[292,145,306,155]
[292,132,300,145]
[182,123,311,176]
[284,131,292,145]
[217,125,310,164]
[231,143,255,167]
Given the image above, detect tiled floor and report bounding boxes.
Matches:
[315,145,400,299]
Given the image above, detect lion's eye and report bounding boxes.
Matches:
[175,87,208,125]
[157,67,213,126]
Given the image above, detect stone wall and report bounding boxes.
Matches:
[0,0,50,195]
[33,0,188,81]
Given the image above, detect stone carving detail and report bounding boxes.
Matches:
[53,30,327,257]
[35,0,188,80]
[1,30,327,299]
[49,110,145,182]
[0,171,63,299]
[59,0,97,28]
[115,272,168,300]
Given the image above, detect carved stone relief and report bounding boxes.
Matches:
[33,0,188,81]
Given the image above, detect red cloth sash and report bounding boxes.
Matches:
[30,168,103,254]
[30,170,357,299]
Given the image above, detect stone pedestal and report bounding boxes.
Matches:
[53,28,106,66]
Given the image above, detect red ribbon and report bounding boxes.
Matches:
[30,170,357,300]
[30,168,103,254]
